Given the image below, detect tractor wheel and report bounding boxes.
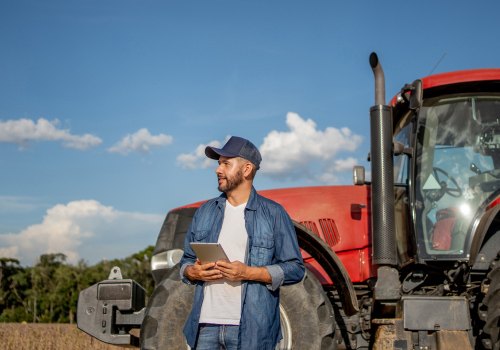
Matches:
[140,264,193,350]
[479,253,500,350]
[140,266,337,350]
[279,269,338,350]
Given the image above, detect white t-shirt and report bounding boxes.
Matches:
[199,201,248,325]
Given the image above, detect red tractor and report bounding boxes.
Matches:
[78,53,500,350]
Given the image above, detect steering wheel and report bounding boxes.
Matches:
[433,167,462,198]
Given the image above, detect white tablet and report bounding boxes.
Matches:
[189,242,230,264]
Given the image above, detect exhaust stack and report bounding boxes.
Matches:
[370,53,386,105]
[369,53,397,266]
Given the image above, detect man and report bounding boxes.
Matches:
[179,136,305,350]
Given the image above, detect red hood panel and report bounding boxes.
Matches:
[173,185,372,254]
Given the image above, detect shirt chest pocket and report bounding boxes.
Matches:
[251,236,274,266]
[194,230,210,242]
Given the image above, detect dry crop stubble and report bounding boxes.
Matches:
[0,323,130,350]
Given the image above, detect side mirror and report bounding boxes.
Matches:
[353,166,366,185]
[399,79,423,110]
[394,141,405,156]
[409,79,423,110]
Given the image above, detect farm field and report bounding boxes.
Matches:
[0,323,133,350]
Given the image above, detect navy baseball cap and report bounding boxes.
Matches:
[205,136,262,170]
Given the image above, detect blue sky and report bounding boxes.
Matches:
[1,0,499,265]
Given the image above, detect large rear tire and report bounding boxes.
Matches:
[140,264,193,350]
[480,254,500,350]
[279,269,338,350]
[140,266,337,350]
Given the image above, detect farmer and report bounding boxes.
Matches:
[179,136,304,350]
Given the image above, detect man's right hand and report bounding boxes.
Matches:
[184,259,224,281]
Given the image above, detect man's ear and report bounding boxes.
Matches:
[243,162,253,178]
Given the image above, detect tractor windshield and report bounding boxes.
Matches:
[415,94,500,259]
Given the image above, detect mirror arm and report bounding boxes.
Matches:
[403,147,414,157]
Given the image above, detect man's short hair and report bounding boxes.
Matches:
[236,157,257,180]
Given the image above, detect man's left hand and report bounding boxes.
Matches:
[216,261,272,283]
[216,260,248,281]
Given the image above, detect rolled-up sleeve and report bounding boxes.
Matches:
[265,264,285,291]
[180,262,196,285]
[179,214,199,285]
[270,206,305,288]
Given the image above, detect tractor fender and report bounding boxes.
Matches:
[469,203,500,269]
[293,221,359,316]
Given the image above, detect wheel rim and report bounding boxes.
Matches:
[276,303,293,350]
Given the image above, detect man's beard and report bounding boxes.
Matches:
[218,168,244,193]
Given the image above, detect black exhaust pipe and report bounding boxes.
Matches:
[369,53,397,266]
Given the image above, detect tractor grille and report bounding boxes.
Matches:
[300,221,320,236]
[319,219,340,246]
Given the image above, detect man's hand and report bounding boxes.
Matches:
[216,260,248,281]
[184,259,223,282]
[216,261,272,284]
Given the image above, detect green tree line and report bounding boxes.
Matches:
[0,246,155,324]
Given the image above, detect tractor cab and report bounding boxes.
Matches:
[362,56,500,349]
[392,79,500,264]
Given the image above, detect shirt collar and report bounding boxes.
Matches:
[246,186,258,211]
[215,186,258,211]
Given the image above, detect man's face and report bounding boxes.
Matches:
[216,156,244,193]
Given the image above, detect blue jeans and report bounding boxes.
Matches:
[194,324,239,350]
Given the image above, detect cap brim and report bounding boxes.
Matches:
[205,146,239,160]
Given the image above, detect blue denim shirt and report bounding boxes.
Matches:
[179,187,305,350]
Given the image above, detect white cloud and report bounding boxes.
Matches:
[315,157,359,184]
[329,157,359,173]
[0,246,19,260]
[177,136,231,169]
[0,118,102,150]
[0,200,164,265]
[259,112,362,182]
[108,128,173,155]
